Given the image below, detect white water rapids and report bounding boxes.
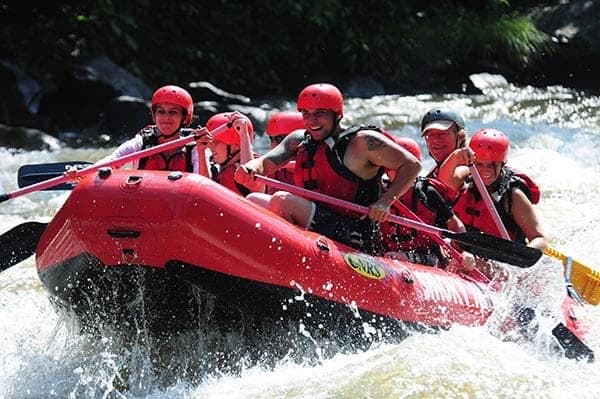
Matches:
[1,82,599,398]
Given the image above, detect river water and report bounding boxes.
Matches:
[0,81,599,398]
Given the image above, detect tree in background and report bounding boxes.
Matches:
[0,0,551,95]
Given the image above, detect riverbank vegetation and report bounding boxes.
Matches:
[1,0,552,95]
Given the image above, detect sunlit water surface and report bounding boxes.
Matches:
[1,82,599,398]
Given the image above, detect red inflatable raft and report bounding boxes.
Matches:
[35,168,593,360]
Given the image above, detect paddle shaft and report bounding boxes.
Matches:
[391,200,463,260]
[253,174,542,269]
[0,123,228,203]
[255,175,457,236]
[254,174,542,267]
[469,165,511,239]
[391,199,491,283]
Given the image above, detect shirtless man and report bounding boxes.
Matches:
[235,83,421,254]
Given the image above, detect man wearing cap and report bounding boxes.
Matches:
[420,107,474,200]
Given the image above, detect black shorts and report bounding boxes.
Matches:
[309,203,382,255]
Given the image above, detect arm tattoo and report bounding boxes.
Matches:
[365,135,386,151]
[269,134,303,166]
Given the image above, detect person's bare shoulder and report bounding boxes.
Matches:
[353,129,389,151]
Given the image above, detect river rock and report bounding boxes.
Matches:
[104,96,152,142]
[528,0,600,91]
[0,124,61,151]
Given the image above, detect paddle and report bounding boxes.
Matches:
[0,123,229,271]
[391,199,490,284]
[470,165,600,305]
[0,123,228,203]
[544,246,600,305]
[253,175,542,267]
[0,221,48,271]
[18,161,93,190]
[469,165,510,239]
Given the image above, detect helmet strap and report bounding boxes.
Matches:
[223,145,241,166]
[494,162,505,178]
[487,163,506,189]
[327,114,343,139]
[496,162,507,178]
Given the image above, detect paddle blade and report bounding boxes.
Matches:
[552,322,595,362]
[18,161,93,190]
[444,230,543,268]
[545,246,600,305]
[0,221,47,271]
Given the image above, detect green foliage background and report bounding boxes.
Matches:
[0,0,551,95]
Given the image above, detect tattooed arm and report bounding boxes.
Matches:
[234,130,305,191]
[353,130,422,222]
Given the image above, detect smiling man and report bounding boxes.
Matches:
[420,107,474,202]
[234,83,421,254]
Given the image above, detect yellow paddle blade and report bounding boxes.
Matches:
[544,246,600,305]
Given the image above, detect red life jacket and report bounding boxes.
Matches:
[214,163,251,196]
[426,165,463,204]
[212,152,260,196]
[381,177,454,252]
[267,161,295,195]
[453,167,541,242]
[138,126,195,172]
[293,126,383,217]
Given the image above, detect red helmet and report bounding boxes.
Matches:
[206,112,254,146]
[297,83,344,117]
[266,111,305,137]
[470,128,510,162]
[151,85,194,125]
[394,136,422,161]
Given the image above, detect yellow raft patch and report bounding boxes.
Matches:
[344,253,386,280]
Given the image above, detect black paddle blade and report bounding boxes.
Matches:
[18,161,92,190]
[552,322,595,362]
[443,230,543,268]
[0,221,47,271]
